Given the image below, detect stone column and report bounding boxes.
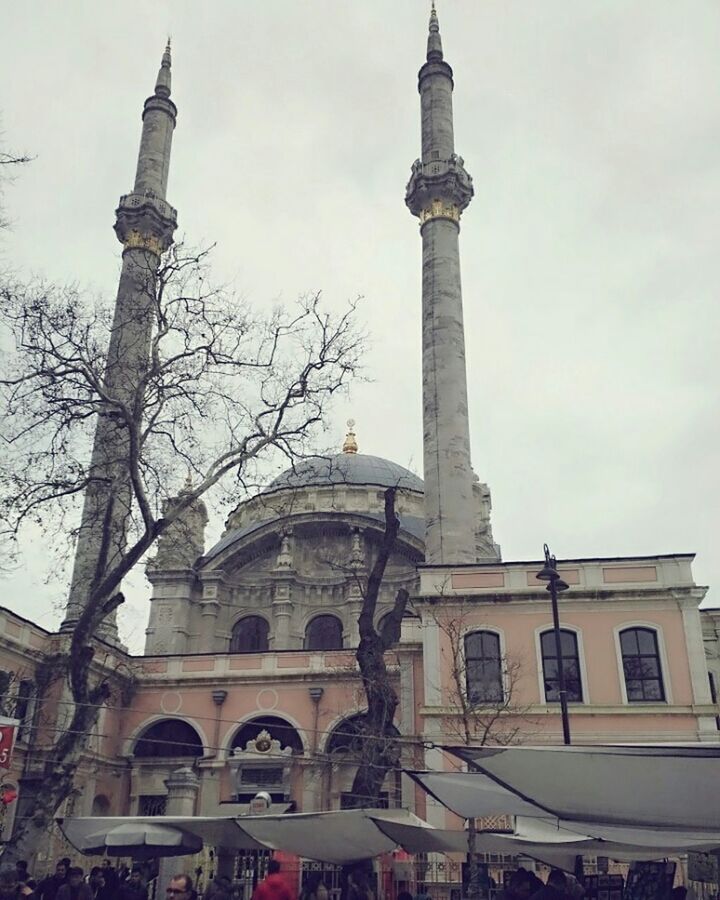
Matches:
[158,767,200,897]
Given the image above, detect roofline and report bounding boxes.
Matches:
[0,604,53,635]
[418,552,696,568]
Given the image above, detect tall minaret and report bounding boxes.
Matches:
[62,44,178,641]
[406,6,486,565]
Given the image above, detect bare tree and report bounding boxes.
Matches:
[344,488,409,808]
[0,242,364,860]
[433,609,530,748]
[0,148,32,231]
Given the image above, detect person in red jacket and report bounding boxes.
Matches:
[252,861,294,900]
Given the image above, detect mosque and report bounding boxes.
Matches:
[1,5,718,876]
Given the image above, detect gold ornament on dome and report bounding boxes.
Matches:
[342,419,358,454]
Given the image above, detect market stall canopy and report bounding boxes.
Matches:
[407,745,720,841]
[369,816,720,872]
[58,808,430,864]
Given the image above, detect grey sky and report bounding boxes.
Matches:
[2,1,719,652]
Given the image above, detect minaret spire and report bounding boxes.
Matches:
[62,44,179,641]
[406,9,499,564]
[427,2,443,61]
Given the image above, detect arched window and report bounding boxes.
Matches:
[465,631,503,704]
[91,794,110,816]
[540,630,583,702]
[134,719,204,758]
[231,715,304,754]
[230,616,269,653]
[326,713,400,757]
[304,615,343,651]
[620,627,665,702]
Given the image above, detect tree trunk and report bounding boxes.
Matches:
[348,488,409,807]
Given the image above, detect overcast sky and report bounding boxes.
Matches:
[2,1,719,652]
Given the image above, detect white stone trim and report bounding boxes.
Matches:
[422,615,442,706]
[679,602,713,704]
[533,622,590,705]
[613,621,672,705]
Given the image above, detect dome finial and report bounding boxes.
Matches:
[342,419,358,454]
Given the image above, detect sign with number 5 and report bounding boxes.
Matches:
[0,718,20,771]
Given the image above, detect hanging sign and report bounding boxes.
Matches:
[0,717,20,771]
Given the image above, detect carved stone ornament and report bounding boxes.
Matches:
[231,729,292,759]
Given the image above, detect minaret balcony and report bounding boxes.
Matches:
[405,154,474,221]
[114,191,178,252]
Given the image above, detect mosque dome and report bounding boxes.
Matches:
[263,452,423,496]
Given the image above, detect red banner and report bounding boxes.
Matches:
[0,724,16,770]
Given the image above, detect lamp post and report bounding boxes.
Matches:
[536,543,571,745]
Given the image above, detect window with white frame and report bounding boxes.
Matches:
[540,629,583,702]
[619,627,665,702]
[464,631,503,703]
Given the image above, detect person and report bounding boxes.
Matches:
[499,870,535,900]
[251,861,294,900]
[0,867,33,900]
[57,869,92,900]
[205,878,232,900]
[530,871,569,900]
[15,866,32,892]
[88,870,113,900]
[346,869,373,900]
[117,871,146,900]
[301,875,328,900]
[37,864,68,900]
[99,867,117,899]
[165,875,195,900]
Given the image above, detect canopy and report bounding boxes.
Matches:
[370,817,720,872]
[58,808,429,865]
[78,822,203,859]
[407,744,720,846]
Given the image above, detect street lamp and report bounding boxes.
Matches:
[536,543,571,745]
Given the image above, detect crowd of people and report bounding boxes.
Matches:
[0,859,154,900]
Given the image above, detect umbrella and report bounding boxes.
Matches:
[69,822,203,859]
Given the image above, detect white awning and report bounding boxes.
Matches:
[407,744,720,845]
[58,808,430,865]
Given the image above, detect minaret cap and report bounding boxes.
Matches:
[155,38,172,98]
[342,419,358,454]
[427,1,443,61]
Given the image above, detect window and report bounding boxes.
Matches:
[134,719,204,758]
[230,616,269,653]
[304,615,343,651]
[231,716,304,755]
[138,795,168,816]
[540,630,583,702]
[14,680,35,742]
[620,628,665,702]
[464,631,503,704]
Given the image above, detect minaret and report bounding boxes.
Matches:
[406,5,484,565]
[62,43,178,641]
